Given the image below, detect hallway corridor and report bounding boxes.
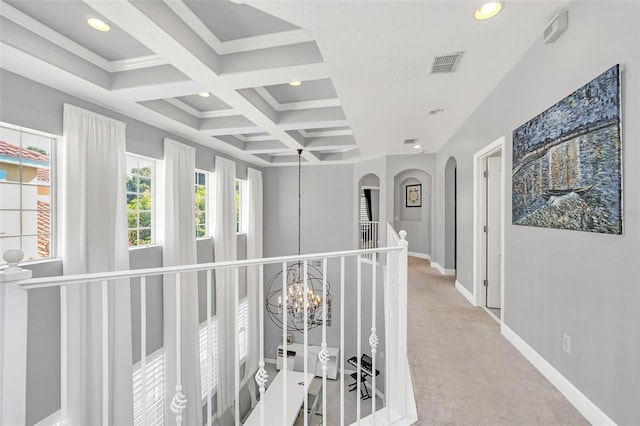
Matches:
[406,257,588,425]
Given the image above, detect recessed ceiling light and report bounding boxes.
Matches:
[474,2,503,20]
[198,92,210,98]
[87,18,110,32]
[413,144,423,149]
[429,108,444,115]
[288,81,303,87]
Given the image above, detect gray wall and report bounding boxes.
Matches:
[0,70,256,425]
[432,2,639,423]
[387,154,436,256]
[262,164,355,356]
[262,164,387,391]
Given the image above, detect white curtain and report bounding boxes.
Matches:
[245,168,263,386]
[62,104,132,425]
[214,156,237,411]
[160,139,202,426]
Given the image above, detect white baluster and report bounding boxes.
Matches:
[319,258,328,426]
[340,256,345,426]
[102,280,109,425]
[303,260,308,426]
[206,269,212,426]
[141,276,147,426]
[281,262,287,423]
[171,273,187,425]
[234,268,240,426]
[370,252,378,423]
[255,264,267,425]
[356,255,362,424]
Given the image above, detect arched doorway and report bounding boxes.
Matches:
[444,157,457,275]
[393,169,432,258]
[358,174,380,250]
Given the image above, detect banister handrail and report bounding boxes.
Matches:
[10,246,404,289]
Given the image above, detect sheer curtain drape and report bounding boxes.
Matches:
[160,139,202,426]
[245,168,263,387]
[214,156,237,411]
[62,104,132,425]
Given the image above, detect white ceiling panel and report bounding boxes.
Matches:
[183,0,298,42]
[4,0,154,61]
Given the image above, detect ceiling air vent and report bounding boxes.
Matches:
[430,52,463,74]
[403,138,418,145]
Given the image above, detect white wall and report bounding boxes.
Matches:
[432,2,639,423]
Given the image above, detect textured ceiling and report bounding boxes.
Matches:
[0,0,569,166]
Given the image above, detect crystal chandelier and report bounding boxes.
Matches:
[265,149,331,332]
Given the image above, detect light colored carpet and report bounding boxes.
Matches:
[407,256,588,425]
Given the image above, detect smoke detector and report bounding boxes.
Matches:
[430,52,463,73]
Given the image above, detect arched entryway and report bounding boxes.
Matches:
[444,157,457,275]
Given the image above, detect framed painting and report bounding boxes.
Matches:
[406,184,422,207]
[512,65,622,235]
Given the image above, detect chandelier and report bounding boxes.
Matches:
[265,149,331,332]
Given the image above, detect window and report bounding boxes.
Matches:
[133,350,165,426]
[235,179,246,233]
[199,298,249,398]
[199,318,218,398]
[0,124,55,261]
[126,155,155,246]
[195,171,207,238]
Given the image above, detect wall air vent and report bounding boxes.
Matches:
[403,138,418,145]
[430,52,464,73]
[544,10,568,44]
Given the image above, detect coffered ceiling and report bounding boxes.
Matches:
[0,0,568,166]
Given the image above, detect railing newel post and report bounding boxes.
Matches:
[0,249,31,426]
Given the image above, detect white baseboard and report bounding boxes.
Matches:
[501,324,616,426]
[265,358,276,365]
[455,280,475,306]
[431,262,455,276]
[408,251,431,261]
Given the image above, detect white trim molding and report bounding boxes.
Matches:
[455,280,475,306]
[408,251,431,261]
[431,261,455,276]
[501,324,617,426]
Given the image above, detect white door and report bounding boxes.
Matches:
[486,156,502,309]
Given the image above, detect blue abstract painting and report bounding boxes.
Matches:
[512,65,622,234]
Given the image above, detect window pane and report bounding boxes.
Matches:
[0,210,20,237]
[0,236,21,254]
[21,235,39,260]
[139,177,151,193]
[37,234,51,258]
[139,229,151,245]
[139,212,151,228]
[0,182,20,209]
[128,230,138,246]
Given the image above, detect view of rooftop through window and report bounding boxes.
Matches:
[0,124,54,260]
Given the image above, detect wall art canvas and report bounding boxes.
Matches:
[406,184,422,207]
[512,65,622,234]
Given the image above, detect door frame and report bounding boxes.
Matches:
[472,137,506,319]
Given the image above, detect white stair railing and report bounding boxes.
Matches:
[1,226,414,426]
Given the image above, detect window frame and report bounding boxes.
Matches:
[0,122,57,262]
[194,170,209,239]
[126,153,156,248]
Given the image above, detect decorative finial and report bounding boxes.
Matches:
[0,249,32,282]
[399,230,407,240]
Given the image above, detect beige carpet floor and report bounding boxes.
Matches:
[407,256,588,425]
